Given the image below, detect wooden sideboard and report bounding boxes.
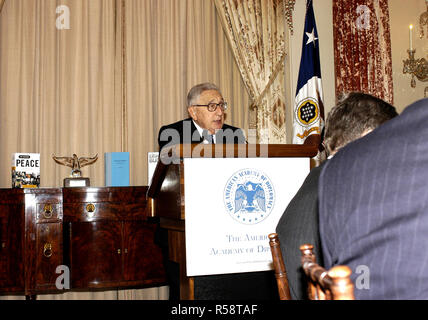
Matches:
[0,186,166,297]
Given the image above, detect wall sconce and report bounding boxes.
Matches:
[403,46,428,88]
[403,5,428,95]
[403,25,428,93]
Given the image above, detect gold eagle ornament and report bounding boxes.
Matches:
[52,153,98,177]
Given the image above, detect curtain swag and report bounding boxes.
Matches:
[213,0,290,143]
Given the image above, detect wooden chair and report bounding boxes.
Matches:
[268,233,291,300]
[300,243,355,300]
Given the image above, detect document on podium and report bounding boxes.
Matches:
[184,157,309,276]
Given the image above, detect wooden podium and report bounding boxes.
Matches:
[147,144,317,300]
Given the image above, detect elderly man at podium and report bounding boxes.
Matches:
[157,82,246,151]
[156,83,281,300]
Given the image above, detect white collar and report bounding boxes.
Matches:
[192,120,216,144]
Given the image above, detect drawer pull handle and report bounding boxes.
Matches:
[43,204,53,219]
[117,249,121,255]
[86,203,95,213]
[43,243,53,258]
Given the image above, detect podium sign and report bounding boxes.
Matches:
[184,157,309,276]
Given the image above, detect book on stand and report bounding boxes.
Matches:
[12,153,40,188]
[147,152,159,185]
[105,152,130,186]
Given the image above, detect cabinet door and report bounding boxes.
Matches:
[69,221,122,288]
[0,204,24,291]
[35,222,62,290]
[122,221,165,283]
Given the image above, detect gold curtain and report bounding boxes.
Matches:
[0,0,249,299]
[125,0,250,182]
[213,0,288,143]
[0,0,5,14]
[0,0,121,188]
[0,0,249,188]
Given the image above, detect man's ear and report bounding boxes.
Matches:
[188,106,197,120]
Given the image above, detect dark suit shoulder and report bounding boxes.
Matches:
[159,118,191,132]
[220,123,246,143]
[222,123,240,130]
[277,162,325,232]
[158,118,198,150]
[275,161,326,299]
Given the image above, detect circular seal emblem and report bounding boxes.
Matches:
[295,97,320,126]
[223,168,275,225]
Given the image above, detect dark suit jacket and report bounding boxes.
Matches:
[319,98,428,299]
[276,162,325,300]
[158,118,246,150]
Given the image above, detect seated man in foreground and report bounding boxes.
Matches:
[319,97,428,299]
[276,92,398,299]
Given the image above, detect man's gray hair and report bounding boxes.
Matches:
[187,83,221,107]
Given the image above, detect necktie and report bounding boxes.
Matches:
[202,130,214,144]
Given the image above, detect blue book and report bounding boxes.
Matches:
[105,152,130,186]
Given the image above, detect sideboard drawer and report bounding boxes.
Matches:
[36,203,62,222]
[64,202,148,222]
[63,186,150,222]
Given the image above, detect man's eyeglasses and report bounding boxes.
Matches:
[193,102,228,112]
